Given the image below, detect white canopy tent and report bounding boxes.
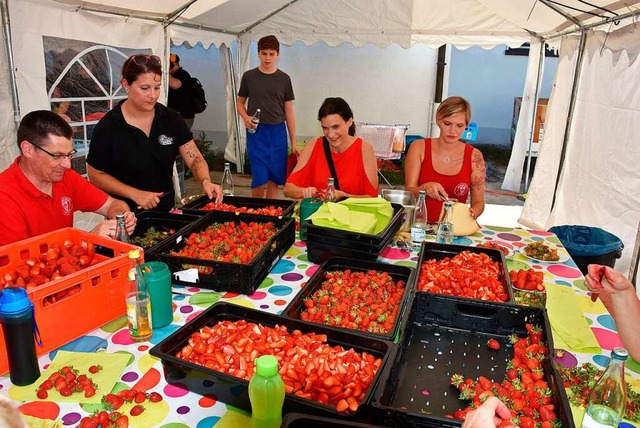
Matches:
[1,0,638,278]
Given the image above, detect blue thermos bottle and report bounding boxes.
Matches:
[0,287,41,386]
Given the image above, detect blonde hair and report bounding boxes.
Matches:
[436,96,471,125]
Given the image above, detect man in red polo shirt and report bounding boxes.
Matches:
[0,110,136,246]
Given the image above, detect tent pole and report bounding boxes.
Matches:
[1,0,19,122]
[227,47,244,174]
[524,41,546,192]
[550,30,588,211]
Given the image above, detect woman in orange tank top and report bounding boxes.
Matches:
[404,96,486,223]
[284,97,378,199]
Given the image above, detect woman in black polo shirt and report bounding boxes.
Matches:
[87,54,221,212]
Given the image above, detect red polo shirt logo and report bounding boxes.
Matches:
[61,196,73,216]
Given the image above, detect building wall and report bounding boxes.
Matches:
[449,46,558,146]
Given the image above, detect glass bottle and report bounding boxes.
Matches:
[436,200,454,244]
[126,249,152,342]
[411,190,428,245]
[249,355,285,428]
[324,177,336,203]
[114,213,130,243]
[581,347,628,428]
[248,108,261,134]
[221,162,234,196]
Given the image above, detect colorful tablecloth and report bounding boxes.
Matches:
[1,225,638,427]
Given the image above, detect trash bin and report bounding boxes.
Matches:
[549,225,623,276]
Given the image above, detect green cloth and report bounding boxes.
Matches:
[545,284,601,354]
[307,198,393,235]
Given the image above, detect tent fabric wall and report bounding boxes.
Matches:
[0,20,19,172]
[169,25,235,49]
[521,26,640,277]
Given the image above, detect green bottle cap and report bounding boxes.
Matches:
[611,347,628,360]
[255,355,279,377]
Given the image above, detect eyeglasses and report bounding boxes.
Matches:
[129,54,161,67]
[30,142,77,161]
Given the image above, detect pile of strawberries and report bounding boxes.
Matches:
[0,239,100,291]
[36,364,102,399]
[450,324,561,427]
[77,388,163,427]
[199,202,284,216]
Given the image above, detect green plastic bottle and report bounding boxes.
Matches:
[249,355,285,428]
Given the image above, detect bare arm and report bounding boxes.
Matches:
[359,140,379,193]
[87,164,164,210]
[179,141,222,203]
[237,96,254,130]
[283,139,318,199]
[168,74,182,90]
[469,148,486,219]
[91,197,137,238]
[284,100,300,156]
[585,265,640,361]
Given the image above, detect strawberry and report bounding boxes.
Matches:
[487,339,501,351]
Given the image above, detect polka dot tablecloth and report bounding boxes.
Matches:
[0,226,637,427]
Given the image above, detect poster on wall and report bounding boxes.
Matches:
[43,36,151,172]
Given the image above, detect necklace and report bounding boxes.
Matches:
[441,156,463,165]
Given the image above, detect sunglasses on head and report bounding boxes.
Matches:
[129,54,162,67]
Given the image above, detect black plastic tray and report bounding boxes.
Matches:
[147,211,295,294]
[181,195,295,218]
[283,257,415,341]
[416,242,515,304]
[282,412,389,428]
[372,293,574,428]
[305,204,404,264]
[130,211,203,253]
[148,302,393,417]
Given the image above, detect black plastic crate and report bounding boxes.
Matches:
[305,204,404,264]
[148,302,393,418]
[147,211,295,294]
[130,211,203,253]
[372,293,574,428]
[416,242,515,304]
[282,257,415,341]
[282,412,389,428]
[181,195,295,218]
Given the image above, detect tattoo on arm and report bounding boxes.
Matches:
[470,149,486,191]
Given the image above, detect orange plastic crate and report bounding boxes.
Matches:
[0,228,141,375]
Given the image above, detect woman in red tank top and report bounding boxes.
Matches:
[284,97,378,199]
[404,96,486,223]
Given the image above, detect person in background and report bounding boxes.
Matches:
[0,110,136,246]
[461,396,514,428]
[87,54,221,212]
[284,97,378,199]
[584,264,640,361]
[404,96,486,223]
[167,53,196,129]
[237,34,300,199]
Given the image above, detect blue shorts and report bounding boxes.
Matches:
[246,122,288,188]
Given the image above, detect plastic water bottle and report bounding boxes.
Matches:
[114,213,130,243]
[126,250,152,341]
[221,162,234,196]
[436,200,454,244]
[249,355,285,428]
[0,287,41,386]
[581,347,628,427]
[411,190,428,245]
[324,177,337,203]
[248,109,261,134]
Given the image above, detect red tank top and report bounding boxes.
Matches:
[418,138,473,223]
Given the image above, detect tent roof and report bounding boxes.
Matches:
[51,0,640,48]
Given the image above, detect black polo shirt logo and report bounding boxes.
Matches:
[158,135,174,146]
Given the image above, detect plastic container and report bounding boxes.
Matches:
[281,412,389,428]
[130,211,202,253]
[305,203,404,263]
[372,292,574,428]
[148,302,392,417]
[416,242,514,304]
[148,212,295,294]
[299,198,323,241]
[142,261,173,328]
[249,355,285,428]
[0,287,40,385]
[0,228,138,375]
[549,225,624,276]
[181,195,296,218]
[283,257,415,341]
